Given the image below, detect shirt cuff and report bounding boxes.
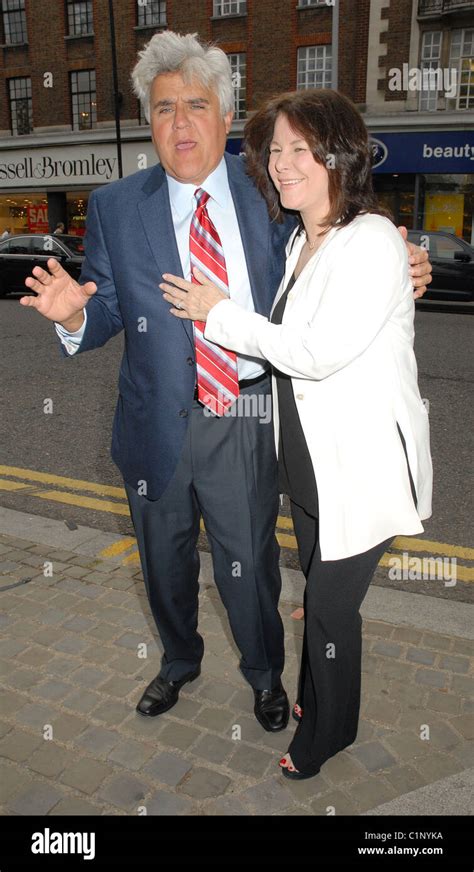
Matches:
[54,310,87,355]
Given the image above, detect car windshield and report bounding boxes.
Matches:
[58,235,85,256]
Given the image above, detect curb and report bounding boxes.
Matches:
[1,505,473,641]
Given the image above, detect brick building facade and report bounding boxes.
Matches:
[365,0,474,241]
[0,1,369,133]
[0,0,473,240]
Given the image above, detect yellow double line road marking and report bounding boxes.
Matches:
[389,536,474,562]
[0,465,125,499]
[0,465,473,580]
[100,538,137,558]
[377,554,473,583]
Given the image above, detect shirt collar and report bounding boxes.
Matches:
[166,156,230,219]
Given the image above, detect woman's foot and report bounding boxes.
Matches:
[279,753,298,773]
[292,702,302,722]
[279,752,320,781]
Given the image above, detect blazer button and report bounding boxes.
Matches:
[296,393,304,400]
[179,409,188,417]
[186,357,194,366]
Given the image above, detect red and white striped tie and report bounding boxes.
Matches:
[190,188,239,416]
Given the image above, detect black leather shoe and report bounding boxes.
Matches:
[253,682,289,732]
[136,667,201,717]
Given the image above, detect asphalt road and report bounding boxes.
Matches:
[1,292,472,601]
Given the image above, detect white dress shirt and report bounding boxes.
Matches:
[55,157,267,380]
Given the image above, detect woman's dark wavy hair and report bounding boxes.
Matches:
[244,88,391,232]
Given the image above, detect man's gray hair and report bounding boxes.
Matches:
[131,31,234,123]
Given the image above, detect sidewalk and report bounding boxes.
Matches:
[0,505,472,817]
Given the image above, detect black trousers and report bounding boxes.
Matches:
[288,500,393,773]
[125,376,285,690]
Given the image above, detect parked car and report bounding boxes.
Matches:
[407,230,473,305]
[0,233,85,297]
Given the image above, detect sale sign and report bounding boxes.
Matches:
[27,205,49,233]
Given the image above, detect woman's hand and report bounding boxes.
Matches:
[160,267,228,321]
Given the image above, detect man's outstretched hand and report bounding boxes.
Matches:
[398,226,433,300]
[20,258,97,332]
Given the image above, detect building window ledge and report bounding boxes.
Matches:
[64,33,94,41]
[296,4,327,9]
[72,126,98,133]
[134,24,168,32]
[0,42,29,48]
[210,14,247,20]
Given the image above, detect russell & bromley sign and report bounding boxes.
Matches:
[0,142,158,188]
[0,153,117,183]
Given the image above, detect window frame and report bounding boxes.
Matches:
[66,0,94,37]
[228,52,247,121]
[1,0,28,45]
[8,76,33,135]
[138,99,149,126]
[450,28,474,110]
[297,1,329,7]
[213,1,247,17]
[8,237,32,254]
[30,236,66,257]
[136,0,167,27]
[419,30,443,112]
[297,44,333,90]
[70,69,97,131]
[434,233,468,260]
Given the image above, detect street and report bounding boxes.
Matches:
[1,294,473,602]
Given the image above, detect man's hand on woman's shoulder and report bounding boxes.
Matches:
[398,225,433,300]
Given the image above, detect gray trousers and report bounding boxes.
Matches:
[125,376,285,690]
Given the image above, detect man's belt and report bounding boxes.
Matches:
[193,370,269,401]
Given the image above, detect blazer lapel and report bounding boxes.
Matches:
[137,165,194,348]
[269,230,305,318]
[270,224,341,319]
[225,154,273,317]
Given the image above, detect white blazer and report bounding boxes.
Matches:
[205,213,433,560]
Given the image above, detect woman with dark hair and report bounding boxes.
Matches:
[160,89,433,780]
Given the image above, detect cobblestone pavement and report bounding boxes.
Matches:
[0,517,473,817]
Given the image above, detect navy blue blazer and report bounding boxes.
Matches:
[71,152,295,499]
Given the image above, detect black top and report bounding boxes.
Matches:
[270,272,318,516]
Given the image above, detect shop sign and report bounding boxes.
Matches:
[27,205,49,233]
[1,132,472,192]
[227,133,474,175]
[370,138,388,169]
[0,153,116,184]
[0,142,158,188]
[369,131,474,174]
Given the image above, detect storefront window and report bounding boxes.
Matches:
[372,173,473,244]
[0,193,48,235]
[0,191,92,237]
[373,175,416,228]
[66,191,89,236]
[422,174,474,244]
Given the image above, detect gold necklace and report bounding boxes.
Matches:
[306,228,328,250]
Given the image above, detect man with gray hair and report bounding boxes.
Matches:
[21,31,431,735]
